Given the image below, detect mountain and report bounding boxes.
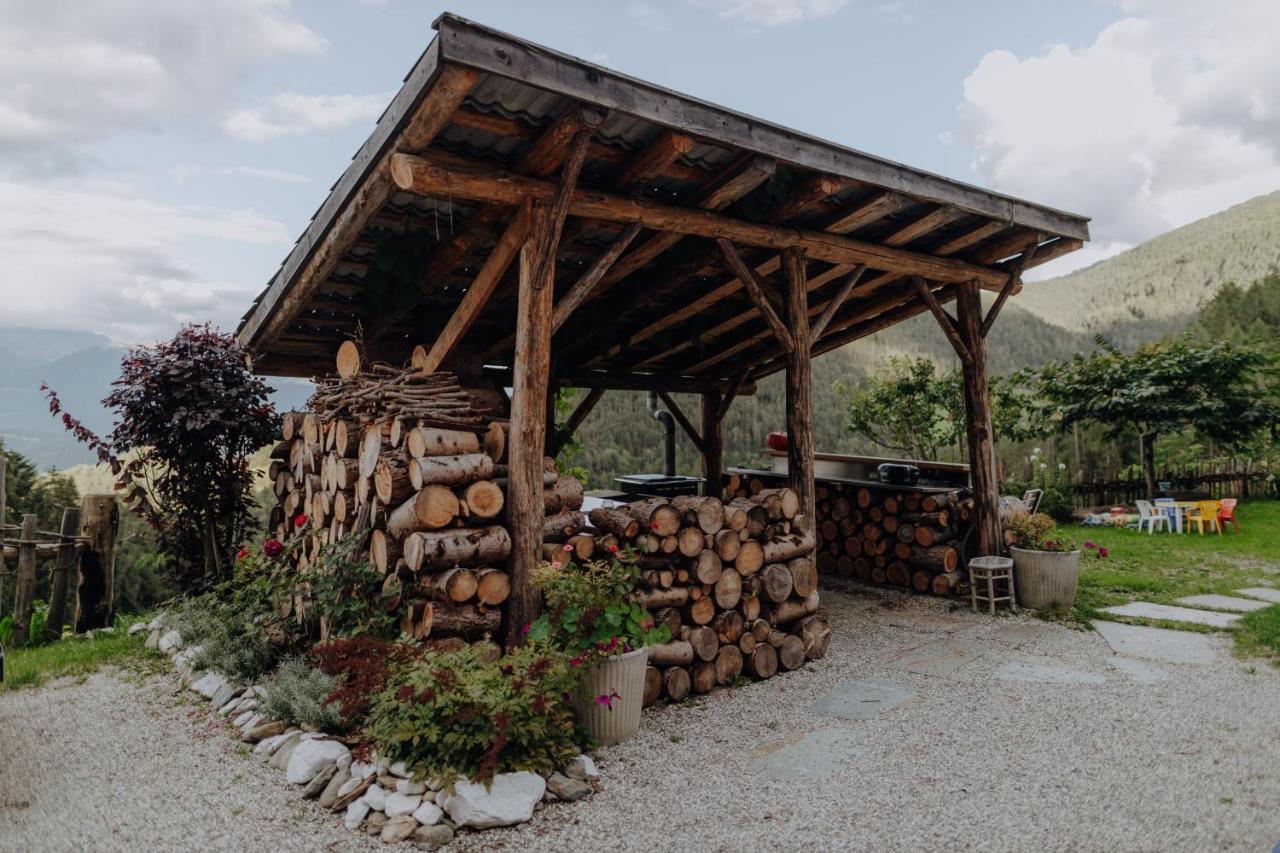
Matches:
[1015,190,1280,349]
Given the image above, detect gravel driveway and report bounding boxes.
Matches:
[3,587,1278,852]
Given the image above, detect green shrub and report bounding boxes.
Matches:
[169,594,282,682]
[261,657,344,731]
[364,642,582,785]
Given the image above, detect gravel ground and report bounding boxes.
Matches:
[3,587,1279,852]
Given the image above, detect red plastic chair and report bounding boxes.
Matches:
[1217,498,1241,533]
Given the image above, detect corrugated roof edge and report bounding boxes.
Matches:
[432,12,1090,240]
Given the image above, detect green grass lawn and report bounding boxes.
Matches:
[1,615,162,692]
[1065,500,1280,664]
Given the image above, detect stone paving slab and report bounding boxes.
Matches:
[1109,657,1174,685]
[1174,594,1270,613]
[1092,620,1218,665]
[751,729,865,780]
[1237,587,1280,604]
[881,639,983,677]
[995,659,1106,685]
[1102,602,1241,628]
[811,679,917,721]
[993,622,1060,645]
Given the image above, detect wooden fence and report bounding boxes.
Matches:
[0,457,119,644]
[1070,464,1275,509]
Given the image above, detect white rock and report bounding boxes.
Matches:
[237,713,263,732]
[434,789,449,807]
[388,760,411,778]
[158,629,184,654]
[344,799,371,831]
[362,784,388,812]
[564,754,599,781]
[145,629,161,650]
[233,710,256,727]
[128,621,148,635]
[286,739,351,785]
[254,731,294,758]
[411,800,444,826]
[442,772,546,829]
[336,777,363,799]
[350,760,377,780]
[384,792,421,817]
[336,753,353,771]
[191,672,228,699]
[380,815,419,843]
[147,613,166,631]
[395,779,427,795]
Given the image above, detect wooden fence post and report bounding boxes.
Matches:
[77,495,118,631]
[12,514,38,646]
[44,506,81,642]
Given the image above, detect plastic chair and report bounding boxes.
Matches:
[1217,498,1241,533]
[1136,500,1170,534]
[1185,500,1221,536]
[1154,497,1180,533]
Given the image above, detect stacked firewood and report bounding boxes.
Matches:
[541,487,830,705]
[726,474,974,598]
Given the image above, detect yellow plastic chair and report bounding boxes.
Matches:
[1185,500,1222,536]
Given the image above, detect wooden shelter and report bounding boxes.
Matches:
[237,14,1089,637]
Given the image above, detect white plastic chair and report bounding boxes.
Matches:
[1137,500,1170,534]
[1154,497,1181,533]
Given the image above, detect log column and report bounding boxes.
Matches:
[77,494,118,631]
[782,249,816,522]
[955,282,1002,556]
[701,391,723,499]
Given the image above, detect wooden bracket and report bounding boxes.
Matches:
[810,264,866,340]
[715,239,795,352]
[716,369,749,422]
[551,387,605,456]
[981,238,1040,337]
[913,276,971,364]
[531,128,594,279]
[656,390,705,454]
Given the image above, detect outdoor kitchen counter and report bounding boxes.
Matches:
[728,467,962,494]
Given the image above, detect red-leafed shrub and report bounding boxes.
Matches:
[308,636,426,723]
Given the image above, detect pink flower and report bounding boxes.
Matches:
[595,689,621,710]
[236,547,250,561]
[1083,540,1095,549]
[562,543,574,552]
[294,513,308,528]
[521,623,531,635]
[1098,546,1109,559]
[262,539,284,558]
[570,657,582,667]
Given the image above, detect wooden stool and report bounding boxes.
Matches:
[969,556,1017,615]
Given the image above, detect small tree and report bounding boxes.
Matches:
[1026,338,1278,500]
[46,324,277,590]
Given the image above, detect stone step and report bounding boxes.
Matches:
[1092,620,1218,665]
[1101,602,1241,629]
[1236,587,1280,604]
[1174,594,1271,613]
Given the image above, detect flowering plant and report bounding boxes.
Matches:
[527,551,670,664]
[1007,512,1079,553]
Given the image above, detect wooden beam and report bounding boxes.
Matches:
[550,387,605,457]
[981,239,1039,337]
[389,152,1011,288]
[782,248,815,522]
[810,264,866,340]
[883,206,964,247]
[715,239,794,352]
[531,129,593,277]
[716,369,748,422]
[483,365,756,395]
[700,391,723,498]
[821,190,910,233]
[417,206,530,373]
[912,276,971,364]
[551,222,642,332]
[933,220,1007,256]
[656,390,704,454]
[956,281,1002,556]
[240,60,479,350]
[611,129,694,190]
[765,174,850,225]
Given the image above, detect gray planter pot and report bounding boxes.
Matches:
[1010,547,1082,610]
[571,647,648,746]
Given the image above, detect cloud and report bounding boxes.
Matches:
[174,164,313,185]
[0,179,290,343]
[222,91,391,142]
[954,0,1280,278]
[0,0,325,175]
[694,0,848,27]
[629,2,668,30]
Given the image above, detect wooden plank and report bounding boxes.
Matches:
[782,249,815,522]
[435,14,1091,240]
[389,152,1012,288]
[912,276,971,364]
[418,208,530,373]
[238,53,476,349]
[552,223,643,332]
[715,240,794,352]
[11,514,38,646]
[981,239,1040,337]
[656,391,704,454]
[810,264,866,340]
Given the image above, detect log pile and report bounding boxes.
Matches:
[726,474,974,598]
[267,345,552,644]
[549,487,830,705]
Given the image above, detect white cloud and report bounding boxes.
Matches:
[222,91,391,142]
[0,0,325,175]
[629,2,668,30]
[695,0,848,27]
[174,164,313,185]
[955,0,1280,278]
[0,179,289,343]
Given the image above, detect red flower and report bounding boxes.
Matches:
[294,513,308,528]
[262,539,284,558]
[570,656,582,667]
[236,546,250,561]
[650,521,659,530]
[521,623,531,635]
[607,544,619,553]
[1098,546,1109,559]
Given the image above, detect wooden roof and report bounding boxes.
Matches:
[237,13,1089,392]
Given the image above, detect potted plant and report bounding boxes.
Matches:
[528,548,670,746]
[1007,512,1105,609]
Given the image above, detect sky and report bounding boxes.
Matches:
[1,0,1277,345]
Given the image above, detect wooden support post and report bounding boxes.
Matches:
[955,282,1002,557]
[77,494,118,632]
[701,391,723,499]
[782,249,816,522]
[44,506,80,643]
[11,514,38,646]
